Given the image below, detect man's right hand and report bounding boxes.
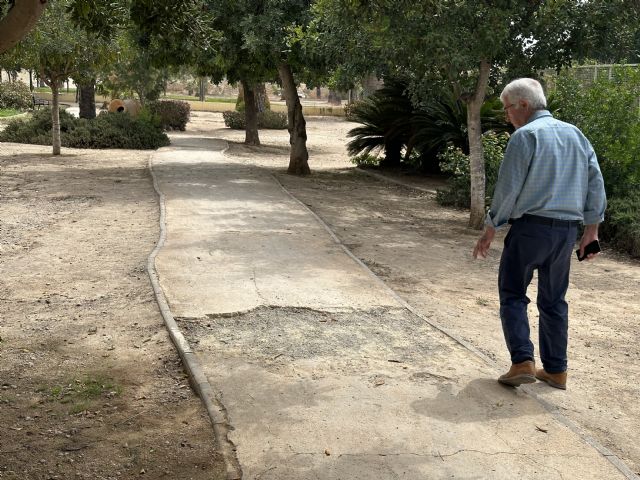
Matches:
[473,227,496,259]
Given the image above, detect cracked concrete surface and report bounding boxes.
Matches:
[152,135,627,479]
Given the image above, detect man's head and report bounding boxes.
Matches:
[500,78,547,129]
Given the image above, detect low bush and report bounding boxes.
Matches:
[1,108,77,143]
[600,192,640,258]
[553,68,640,257]
[553,68,640,199]
[147,100,191,131]
[222,110,244,129]
[346,78,511,172]
[0,81,32,110]
[436,131,508,209]
[222,110,287,130]
[350,153,381,167]
[0,107,169,149]
[343,101,363,121]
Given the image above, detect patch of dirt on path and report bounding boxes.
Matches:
[197,111,640,475]
[0,144,225,479]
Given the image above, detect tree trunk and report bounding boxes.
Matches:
[51,82,61,156]
[241,80,260,146]
[199,77,206,102]
[255,83,270,112]
[78,81,96,119]
[235,85,244,110]
[381,139,402,167]
[278,63,310,175]
[362,73,382,97]
[466,59,491,230]
[0,0,48,55]
[327,89,341,105]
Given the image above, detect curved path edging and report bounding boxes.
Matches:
[147,151,243,480]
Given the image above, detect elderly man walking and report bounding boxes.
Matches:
[473,78,606,390]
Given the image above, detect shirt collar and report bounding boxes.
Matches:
[526,109,552,125]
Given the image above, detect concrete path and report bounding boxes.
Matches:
[151,136,626,480]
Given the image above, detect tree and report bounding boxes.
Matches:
[0,0,48,55]
[19,0,84,154]
[70,0,325,172]
[102,32,170,106]
[205,0,328,173]
[14,0,114,151]
[200,1,277,147]
[70,32,116,119]
[314,0,640,228]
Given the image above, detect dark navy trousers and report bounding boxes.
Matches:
[498,216,578,374]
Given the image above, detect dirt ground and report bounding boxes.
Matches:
[0,143,225,479]
[2,111,640,478]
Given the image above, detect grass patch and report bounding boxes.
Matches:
[0,108,21,117]
[475,297,491,307]
[39,375,122,414]
[162,94,237,103]
[34,86,77,94]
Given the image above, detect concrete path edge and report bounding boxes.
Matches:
[147,152,243,480]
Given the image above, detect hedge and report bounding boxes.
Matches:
[0,81,32,110]
[0,108,170,149]
[147,99,191,131]
[222,110,287,130]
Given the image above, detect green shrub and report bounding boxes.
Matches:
[553,68,640,198]
[346,79,413,167]
[222,110,245,129]
[0,107,169,149]
[346,78,511,172]
[222,110,287,130]
[599,192,640,258]
[0,108,77,145]
[68,112,170,149]
[552,67,640,256]
[0,81,32,110]
[343,101,362,121]
[259,110,287,129]
[436,132,509,208]
[147,100,191,131]
[350,153,381,166]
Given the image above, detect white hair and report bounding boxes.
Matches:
[500,78,547,110]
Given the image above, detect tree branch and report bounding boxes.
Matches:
[0,0,48,55]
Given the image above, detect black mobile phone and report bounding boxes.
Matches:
[576,240,601,261]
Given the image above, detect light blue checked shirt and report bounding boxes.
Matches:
[485,110,606,229]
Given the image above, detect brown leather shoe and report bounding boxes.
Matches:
[498,360,536,387]
[535,369,567,390]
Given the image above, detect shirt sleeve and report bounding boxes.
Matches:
[484,131,534,229]
[582,143,607,225]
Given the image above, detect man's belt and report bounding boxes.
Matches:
[509,214,581,227]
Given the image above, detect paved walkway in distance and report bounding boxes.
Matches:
[151,135,627,480]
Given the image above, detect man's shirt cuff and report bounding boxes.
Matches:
[484,212,499,229]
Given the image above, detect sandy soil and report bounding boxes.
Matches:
[0,143,225,479]
[2,111,639,477]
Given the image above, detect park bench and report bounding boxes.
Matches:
[32,95,51,109]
